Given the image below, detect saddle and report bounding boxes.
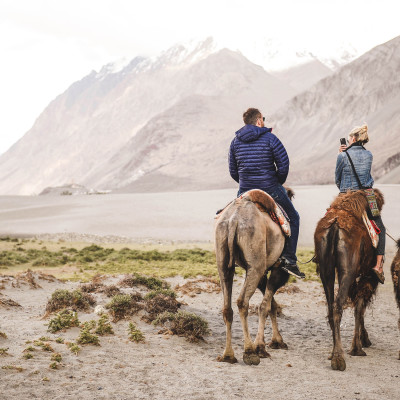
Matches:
[326,189,384,248]
[215,189,291,237]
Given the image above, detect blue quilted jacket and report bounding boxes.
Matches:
[229,125,289,192]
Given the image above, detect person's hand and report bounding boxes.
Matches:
[339,144,347,153]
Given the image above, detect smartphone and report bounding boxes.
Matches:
[340,138,346,146]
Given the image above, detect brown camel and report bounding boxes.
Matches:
[215,189,292,365]
[390,239,400,360]
[314,189,384,371]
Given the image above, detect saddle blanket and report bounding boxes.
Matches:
[362,212,379,248]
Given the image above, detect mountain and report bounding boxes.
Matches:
[269,35,400,185]
[0,41,296,195]
[0,36,397,195]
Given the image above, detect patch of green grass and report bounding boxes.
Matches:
[153,310,209,342]
[66,342,81,355]
[23,352,33,359]
[128,322,145,343]
[95,315,114,336]
[41,343,54,352]
[0,347,10,356]
[55,337,64,344]
[49,362,59,369]
[24,346,35,352]
[47,309,80,333]
[296,248,319,282]
[144,288,176,300]
[51,353,62,362]
[77,324,100,346]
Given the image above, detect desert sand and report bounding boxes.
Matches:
[1,185,399,400]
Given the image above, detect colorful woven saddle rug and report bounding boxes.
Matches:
[362,212,380,248]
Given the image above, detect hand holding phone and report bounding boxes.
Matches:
[339,138,347,153]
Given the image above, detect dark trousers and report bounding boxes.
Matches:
[373,216,386,256]
[238,184,300,264]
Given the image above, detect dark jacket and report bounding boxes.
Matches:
[229,124,289,192]
[335,142,374,192]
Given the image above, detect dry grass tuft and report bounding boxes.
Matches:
[153,310,209,342]
[175,278,221,297]
[105,293,144,322]
[276,285,302,294]
[144,293,180,321]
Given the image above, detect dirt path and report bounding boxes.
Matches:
[0,256,399,400]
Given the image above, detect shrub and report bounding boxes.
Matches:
[128,322,145,343]
[105,294,143,322]
[77,325,100,346]
[47,309,80,333]
[95,315,114,336]
[46,289,95,313]
[153,310,209,342]
[144,293,180,320]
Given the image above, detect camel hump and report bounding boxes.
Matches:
[330,188,384,220]
[241,189,276,213]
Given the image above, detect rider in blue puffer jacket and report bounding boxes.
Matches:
[229,108,304,279]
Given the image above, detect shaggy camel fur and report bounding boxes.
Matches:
[314,189,384,371]
[215,189,292,365]
[390,239,400,360]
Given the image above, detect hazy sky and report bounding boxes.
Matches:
[1,0,399,154]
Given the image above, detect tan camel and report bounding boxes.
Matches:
[390,239,400,360]
[314,189,384,371]
[215,189,291,365]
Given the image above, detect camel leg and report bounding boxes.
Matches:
[330,268,356,371]
[360,303,372,348]
[318,250,335,360]
[237,265,266,366]
[349,298,367,356]
[253,289,272,358]
[268,297,288,349]
[265,266,289,350]
[216,240,237,364]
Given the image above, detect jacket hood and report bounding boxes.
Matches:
[235,125,272,143]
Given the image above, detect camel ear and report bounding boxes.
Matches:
[284,186,295,201]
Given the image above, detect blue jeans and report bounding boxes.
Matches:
[238,185,300,264]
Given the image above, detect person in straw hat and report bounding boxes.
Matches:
[335,124,386,283]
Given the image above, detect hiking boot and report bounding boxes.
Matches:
[281,261,305,279]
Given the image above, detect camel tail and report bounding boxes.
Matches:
[317,221,339,279]
[227,218,238,269]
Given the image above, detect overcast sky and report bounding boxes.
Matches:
[0,0,399,154]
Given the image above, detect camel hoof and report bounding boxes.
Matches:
[255,345,271,358]
[349,348,367,357]
[331,356,346,371]
[328,353,333,360]
[268,341,288,350]
[243,351,260,366]
[361,336,372,348]
[216,355,238,364]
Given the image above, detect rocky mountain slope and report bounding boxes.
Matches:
[0,40,298,195]
[270,35,400,185]
[0,36,398,195]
